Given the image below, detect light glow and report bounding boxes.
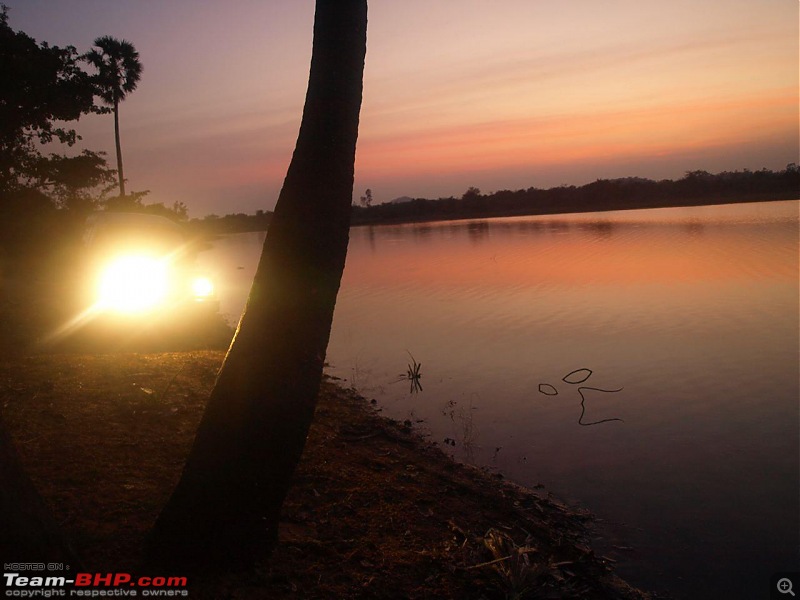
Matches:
[191,276,214,298]
[97,255,169,313]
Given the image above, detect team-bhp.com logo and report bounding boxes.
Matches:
[3,571,188,597]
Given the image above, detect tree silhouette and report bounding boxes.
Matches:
[147,0,368,567]
[85,36,142,198]
[0,7,110,265]
[44,150,115,214]
[0,6,97,197]
[359,187,373,207]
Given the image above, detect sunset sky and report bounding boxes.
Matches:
[8,0,799,217]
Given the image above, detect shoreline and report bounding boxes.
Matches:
[191,195,798,236]
[349,193,798,228]
[2,351,658,598]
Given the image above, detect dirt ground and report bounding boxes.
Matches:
[1,350,656,599]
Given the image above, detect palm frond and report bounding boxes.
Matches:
[85,36,142,104]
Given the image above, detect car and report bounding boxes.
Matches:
[66,211,225,348]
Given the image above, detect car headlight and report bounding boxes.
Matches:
[97,255,169,313]
[191,276,214,298]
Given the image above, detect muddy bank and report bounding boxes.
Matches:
[1,351,656,598]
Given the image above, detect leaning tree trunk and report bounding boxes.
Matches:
[147,0,367,567]
[0,412,80,565]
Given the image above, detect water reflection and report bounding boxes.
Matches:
[365,225,376,253]
[343,214,796,292]
[412,224,433,239]
[683,220,705,235]
[334,201,799,600]
[467,220,490,243]
[200,200,799,600]
[578,220,615,237]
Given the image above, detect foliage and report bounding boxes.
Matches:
[404,351,423,394]
[84,35,143,197]
[359,187,373,207]
[193,166,798,235]
[0,5,101,197]
[462,186,482,201]
[479,528,545,599]
[0,9,176,265]
[84,36,142,107]
[351,166,800,225]
[0,6,116,266]
[102,191,189,223]
[188,210,273,234]
[42,150,116,212]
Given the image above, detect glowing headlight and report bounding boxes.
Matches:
[97,256,169,313]
[191,276,214,298]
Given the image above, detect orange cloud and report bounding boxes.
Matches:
[355,89,798,179]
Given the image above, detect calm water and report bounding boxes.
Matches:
[199,200,799,599]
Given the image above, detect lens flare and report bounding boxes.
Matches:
[97,255,169,312]
[191,276,214,298]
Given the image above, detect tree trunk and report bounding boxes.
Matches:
[114,97,125,197]
[0,412,80,565]
[147,0,367,568]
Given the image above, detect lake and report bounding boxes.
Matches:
[198,200,799,599]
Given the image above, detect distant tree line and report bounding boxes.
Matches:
[350,166,800,226]
[191,167,799,235]
[188,209,273,235]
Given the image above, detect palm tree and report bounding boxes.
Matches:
[85,36,142,197]
[147,0,367,568]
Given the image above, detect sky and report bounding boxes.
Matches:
[7,0,799,217]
